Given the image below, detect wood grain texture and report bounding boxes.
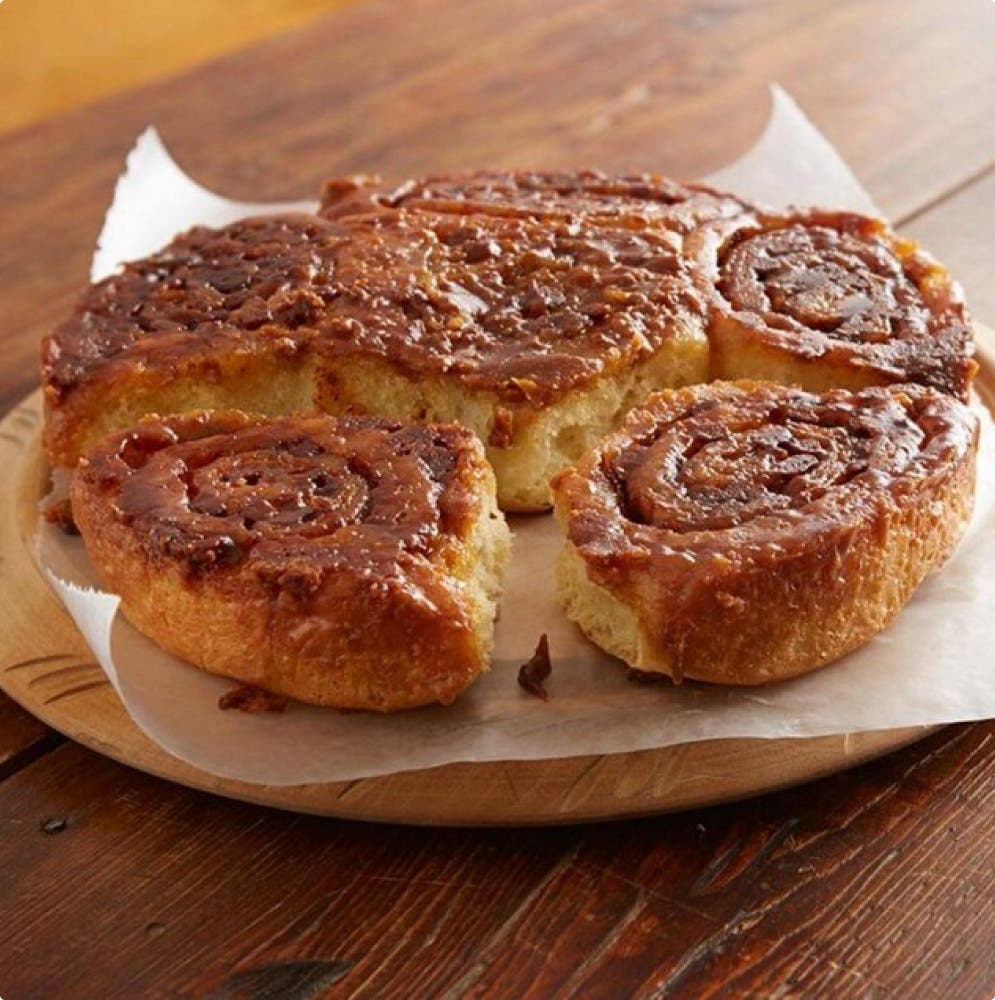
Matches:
[0,698,58,782]
[1,0,993,416]
[1,0,995,995]
[0,397,61,780]
[0,389,944,826]
[0,725,991,999]
[905,167,995,324]
[0,0,354,135]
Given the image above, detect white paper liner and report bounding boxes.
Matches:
[702,84,881,217]
[36,85,995,785]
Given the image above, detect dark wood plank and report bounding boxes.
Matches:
[2,1,995,996]
[0,727,992,999]
[904,167,995,324]
[459,724,995,999]
[1,0,993,417]
[0,697,58,782]
[0,743,575,1000]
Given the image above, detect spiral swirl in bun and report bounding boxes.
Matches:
[552,381,978,685]
[320,168,746,233]
[72,411,510,711]
[696,210,975,400]
[44,176,977,517]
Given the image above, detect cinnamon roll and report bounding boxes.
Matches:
[43,215,338,470]
[71,411,511,711]
[552,381,978,685]
[694,209,976,400]
[315,207,710,509]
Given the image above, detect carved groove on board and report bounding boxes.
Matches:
[43,679,111,706]
[10,656,112,707]
[11,406,39,429]
[4,653,77,673]
[27,662,103,689]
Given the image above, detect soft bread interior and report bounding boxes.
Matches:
[49,322,708,512]
[555,539,655,673]
[48,350,319,468]
[449,467,513,664]
[491,326,708,510]
[319,324,709,510]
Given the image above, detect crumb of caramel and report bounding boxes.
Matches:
[218,683,288,713]
[488,406,515,449]
[44,498,78,535]
[517,634,552,701]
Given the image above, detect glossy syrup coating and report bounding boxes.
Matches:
[320,168,746,233]
[44,201,710,408]
[84,410,480,588]
[552,381,978,683]
[71,410,508,710]
[42,173,977,481]
[561,381,975,560]
[698,210,976,399]
[320,208,707,400]
[44,215,340,398]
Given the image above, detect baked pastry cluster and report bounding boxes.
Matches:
[45,170,975,512]
[44,169,979,702]
[71,411,509,711]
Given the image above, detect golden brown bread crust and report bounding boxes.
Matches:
[689,208,976,400]
[43,214,334,469]
[551,381,978,686]
[70,411,511,711]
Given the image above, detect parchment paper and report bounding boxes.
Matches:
[37,85,995,784]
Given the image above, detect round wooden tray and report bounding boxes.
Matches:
[3,328,991,825]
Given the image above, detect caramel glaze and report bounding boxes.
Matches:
[45,203,710,408]
[320,168,746,234]
[319,208,706,399]
[44,215,340,400]
[80,411,482,593]
[703,210,976,400]
[554,381,978,672]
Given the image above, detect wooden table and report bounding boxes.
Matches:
[2,2,994,996]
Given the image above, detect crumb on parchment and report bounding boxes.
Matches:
[518,634,552,701]
[218,683,288,713]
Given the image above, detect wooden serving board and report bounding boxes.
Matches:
[2,327,992,826]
